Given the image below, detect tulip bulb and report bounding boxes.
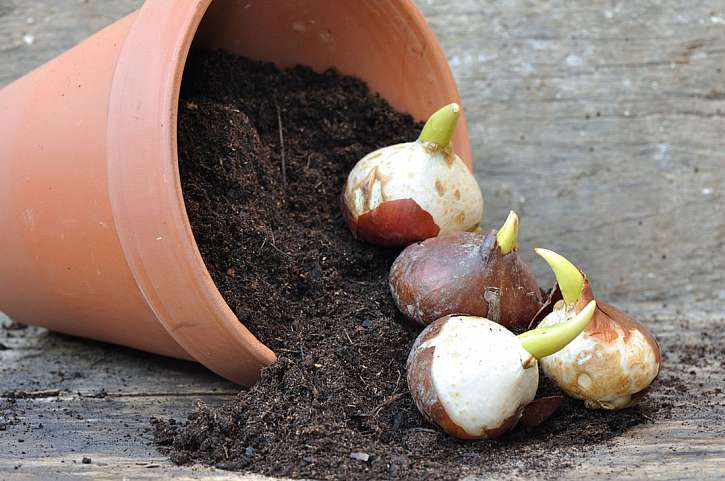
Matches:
[406,301,596,440]
[389,211,542,328]
[341,103,483,246]
[534,248,662,410]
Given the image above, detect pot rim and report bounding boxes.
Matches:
[106,0,467,385]
[108,0,275,385]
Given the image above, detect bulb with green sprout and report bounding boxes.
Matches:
[389,210,542,329]
[533,249,661,410]
[407,301,596,440]
[341,103,484,246]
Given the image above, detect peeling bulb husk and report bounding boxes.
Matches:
[418,103,461,150]
[341,102,483,246]
[535,248,585,306]
[518,300,596,359]
[389,231,542,328]
[537,284,662,410]
[496,210,519,255]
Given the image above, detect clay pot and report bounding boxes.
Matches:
[0,0,471,385]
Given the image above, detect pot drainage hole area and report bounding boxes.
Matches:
[153,49,669,481]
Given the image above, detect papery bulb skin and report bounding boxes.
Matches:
[538,283,661,410]
[534,249,662,410]
[342,142,483,246]
[390,231,541,328]
[341,103,483,247]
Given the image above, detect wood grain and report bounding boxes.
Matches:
[2,314,723,480]
[2,0,723,320]
[0,0,141,86]
[1,1,724,480]
[421,0,725,321]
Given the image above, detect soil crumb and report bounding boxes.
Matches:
[153,49,651,480]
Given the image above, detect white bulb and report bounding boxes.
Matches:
[342,141,483,246]
[407,315,537,439]
[538,302,660,410]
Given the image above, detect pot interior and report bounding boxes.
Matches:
[125,0,469,385]
[191,0,469,155]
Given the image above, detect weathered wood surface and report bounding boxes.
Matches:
[2,314,723,480]
[426,0,725,321]
[2,0,724,320]
[1,1,724,480]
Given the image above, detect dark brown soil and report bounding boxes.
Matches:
[153,50,655,480]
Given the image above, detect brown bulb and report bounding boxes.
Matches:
[389,222,542,329]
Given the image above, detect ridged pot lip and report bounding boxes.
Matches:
[107,0,275,385]
[106,0,470,385]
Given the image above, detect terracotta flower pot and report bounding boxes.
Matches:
[0,0,472,385]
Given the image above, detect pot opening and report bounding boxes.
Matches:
[169,0,467,366]
[175,12,426,352]
[106,0,471,385]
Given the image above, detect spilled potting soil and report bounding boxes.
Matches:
[153,50,654,480]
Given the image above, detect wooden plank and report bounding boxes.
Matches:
[0,395,285,481]
[2,397,721,481]
[0,0,141,86]
[420,0,725,321]
[0,323,237,396]
[1,0,723,321]
[2,313,723,480]
[1,1,725,480]
[0,319,261,480]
